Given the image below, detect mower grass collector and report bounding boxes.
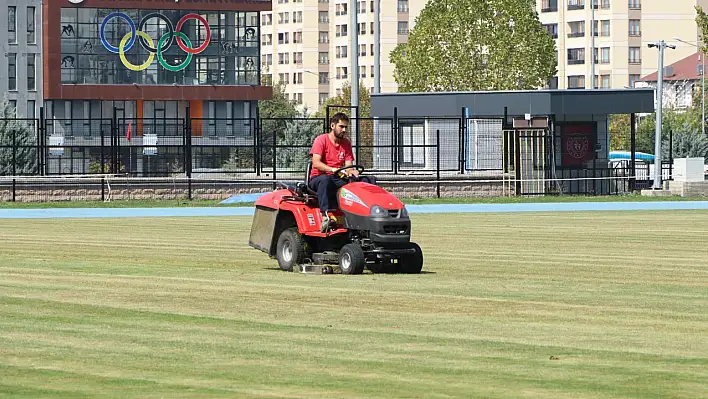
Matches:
[248,164,423,275]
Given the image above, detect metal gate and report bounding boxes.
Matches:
[502,129,552,196]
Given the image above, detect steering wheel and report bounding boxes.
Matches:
[333,164,365,179]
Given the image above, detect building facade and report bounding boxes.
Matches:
[0,0,43,119]
[538,0,708,90]
[42,0,272,175]
[260,0,417,111]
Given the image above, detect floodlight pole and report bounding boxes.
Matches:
[648,40,676,189]
[591,0,595,88]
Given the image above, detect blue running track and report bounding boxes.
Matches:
[1,201,708,219]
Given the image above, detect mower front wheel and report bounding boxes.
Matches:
[276,227,309,272]
[400,242,424,274]
[339,243,366,275]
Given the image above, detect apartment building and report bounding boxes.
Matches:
[261,0,418,111]
[0,0,42,119]
[538,0,708,90]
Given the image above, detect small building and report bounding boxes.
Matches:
[369,89,655,195]
[636,51,704,110]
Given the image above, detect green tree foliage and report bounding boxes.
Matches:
[259,76,298,120]
[276,110,323,170]
[0,98,38,176]
[662,130,708,159]
[390,0,557,92]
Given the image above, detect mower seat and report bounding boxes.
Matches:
[304,161,317,196]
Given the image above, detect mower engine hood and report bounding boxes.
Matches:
[338,182,405,217]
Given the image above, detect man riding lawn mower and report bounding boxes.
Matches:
[248,113,423,275]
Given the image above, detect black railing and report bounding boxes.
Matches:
[0,113,667,201]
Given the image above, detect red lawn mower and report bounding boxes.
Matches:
[248,163,423,274]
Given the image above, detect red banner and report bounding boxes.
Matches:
[561,123,595,166]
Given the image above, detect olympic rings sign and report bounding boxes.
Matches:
[99,12,211,72]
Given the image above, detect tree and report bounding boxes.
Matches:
[258,75,301,171]
[662,130,708,160]
[276,109,322,171]
[315,81,371,118]
[258,75,298,120]
[390,0,557,92]
[0,97,38,176]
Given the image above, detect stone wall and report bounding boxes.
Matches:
[0,178,509,202]
[668,180,708,197]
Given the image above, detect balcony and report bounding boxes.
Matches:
[568,59,585,65]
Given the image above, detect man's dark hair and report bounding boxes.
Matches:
[330,112,349,126]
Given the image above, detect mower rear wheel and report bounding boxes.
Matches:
[276,227,308,272]
[400,242,424,274]
[339,243,366,275]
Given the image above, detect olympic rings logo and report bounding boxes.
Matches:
[99,12,211,72]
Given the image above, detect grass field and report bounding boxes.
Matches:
[1,211,708,398]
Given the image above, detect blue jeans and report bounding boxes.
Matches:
[309,174,377,213]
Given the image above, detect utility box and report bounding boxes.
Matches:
[673,157,705,182]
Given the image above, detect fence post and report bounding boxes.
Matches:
[186,106,192,200]
[272,119,277,189]
[12,128,17,202]
[35,112,42,175]
[100,123,106,201]
[393,107,398,174]
[459,107,465,174]
[629,113,636,191]
[255,106,261,176]
[112,107,118,174]
[355,106,361,162]
[436,129,441,198]
[514,130,522,196]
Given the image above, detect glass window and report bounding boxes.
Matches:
[8,6,17,44]
[27,7,36,44]
[8,53,17,91]
[59,8,261,86]
[27,54,36,91]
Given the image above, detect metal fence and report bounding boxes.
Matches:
[0,114,672,202]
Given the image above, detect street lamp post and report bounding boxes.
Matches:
[672,37,705,135]
[648,40,676,190]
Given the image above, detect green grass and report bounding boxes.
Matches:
[1,212,708,398]
[0,193,707,209]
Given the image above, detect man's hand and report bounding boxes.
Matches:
[347,168,360,177]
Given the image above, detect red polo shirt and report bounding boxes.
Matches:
[309,133,354,178]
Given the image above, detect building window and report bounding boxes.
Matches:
[27,100,36,119]
[628,0,640,9]
[629,19,641,36]
[8,53,17,91]
[293,31,302,44]
[601,0,610,8]
[319,93,329,106]
[336,45,348,59]
[594,20,610,36]
[359,44,366,56]
[336,3,347,15]
[293,11,303,23]
[293,52,303,65]
[9,100,17,112]
[629,47,641,64]
[319,11,328,23]
[27,6,36,44]
[293,72,303,84]
[319,72,329,84]
[567,21,585,38]
[542,0,558,11]
[360,65,366,78]
[278,32,289,44]
[398,0,409,12]
[594,47,610,64]
[629,74,641,88]
[543,23,558,39]
[567,48,585,64]
[397,21,409,35]
[568,0,584,10]
[568,75,585,89]
[546,76,559,89]
[319,52,329,64]
[8,6,17,44]
[594,74,610,88]
[336,24,348,37]
[27,54,36,91]
[319,31,329,44]
[261,13,272,25]
[294,93,303,104]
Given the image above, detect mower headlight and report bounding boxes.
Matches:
[370,205,388,217]
[400,206,409,218]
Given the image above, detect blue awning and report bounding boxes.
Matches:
[609,151,655,161]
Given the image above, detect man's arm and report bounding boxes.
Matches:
[312,154,337,174]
